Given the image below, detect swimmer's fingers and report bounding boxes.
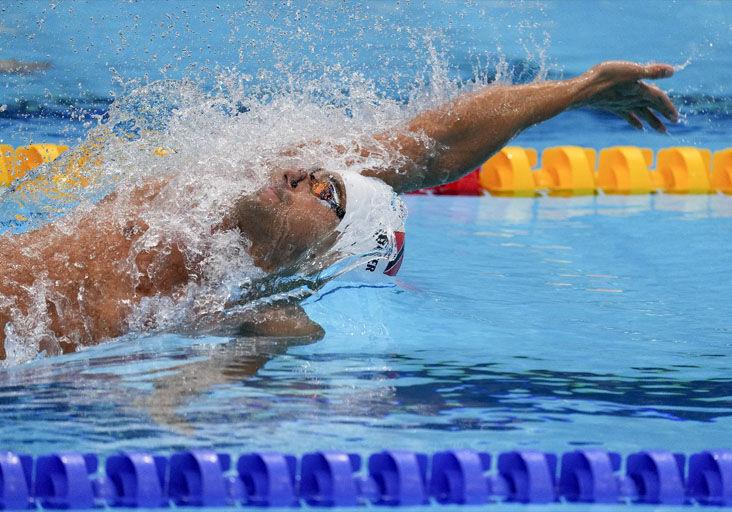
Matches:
[638,81,679,122]
[593,61,674,82]
[635,107,667,133]
[630,81,676,132]
[616,106,667,133]
[630,63,675,81]
[619,111,643,130]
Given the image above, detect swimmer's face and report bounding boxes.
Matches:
[233,168,346,272]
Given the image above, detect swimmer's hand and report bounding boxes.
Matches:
[572,61,679,133]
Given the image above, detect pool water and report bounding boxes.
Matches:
[1,1,731,151]
[1,193,730,454]
[0,2,730,509]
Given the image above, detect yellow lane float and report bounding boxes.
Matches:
[711,148,732,195]
[0,143,70,186]
[479,146,540,197]
[539,146,597,196]
[656,147,712,194]
[30,143,70,163]
[597,146,658,194]
[477,145,729,196]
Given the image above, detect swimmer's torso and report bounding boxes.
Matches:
[0,181,189,358]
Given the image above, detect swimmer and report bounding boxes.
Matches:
[0,59,51,75]
[0,61,678,360]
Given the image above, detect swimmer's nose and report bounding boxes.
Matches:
[283,169,308,190]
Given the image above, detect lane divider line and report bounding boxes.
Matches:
[4,143,732,196]
[0,449,729,508]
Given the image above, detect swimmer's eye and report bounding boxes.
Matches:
[310,172,345,220]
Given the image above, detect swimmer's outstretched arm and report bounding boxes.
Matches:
[361,61,679,193]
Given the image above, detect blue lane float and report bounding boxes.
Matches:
[239,452,298,507]
[99,452,168,508]
[0,449,729,509]
[0,453,32,510]
[34,453,98,509]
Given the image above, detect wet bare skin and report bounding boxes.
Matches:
[0,182,186,358]
[231,168,346,273]
[0,169,340,358]
[0,61,678,360]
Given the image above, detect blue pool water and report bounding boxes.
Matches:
[1,1,731,151]
[0,1,730,509]
[2,193,731,455]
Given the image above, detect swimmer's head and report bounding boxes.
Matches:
[230,168,404,275]
[231,167,348,272]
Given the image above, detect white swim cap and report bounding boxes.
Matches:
[331,171,406,278]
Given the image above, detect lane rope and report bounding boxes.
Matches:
[0,449,730,508]
[3,143,732,196]
[423,145,732,196]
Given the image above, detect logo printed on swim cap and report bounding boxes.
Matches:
[384,230,405,276]
[365,230,390,272]
[334,171,407,280]
[363,229,405,276]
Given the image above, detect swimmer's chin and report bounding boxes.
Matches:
[187,301,325,341]
[235,317,325,341]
